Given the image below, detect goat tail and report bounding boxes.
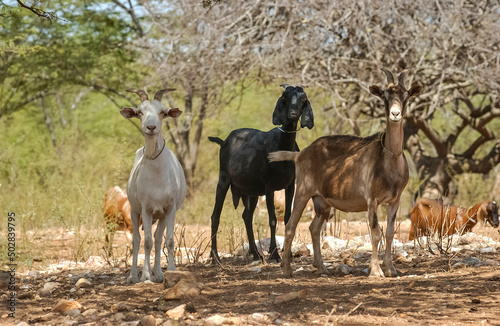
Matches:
[268,151,298,162]
[208,136,224,146]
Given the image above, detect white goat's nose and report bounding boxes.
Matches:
[147,125,156,131]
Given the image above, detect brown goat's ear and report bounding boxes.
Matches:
[165,108,182,118]
[369,85,384,99]
[408,82,423,99]
[120,107,138,119]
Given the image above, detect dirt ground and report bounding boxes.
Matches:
[1,221,500,326]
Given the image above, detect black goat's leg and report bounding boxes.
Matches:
[242,195,263,261]
[283,184,295,225]
[265,189,281,263]
[209,173,230,265]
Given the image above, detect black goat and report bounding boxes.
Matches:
[208,84,314,264]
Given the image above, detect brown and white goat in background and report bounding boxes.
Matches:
[269,69,422,277]
[102,186,143,256]
[121,88,187,284]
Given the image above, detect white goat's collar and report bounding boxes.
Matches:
[143,138,166,160]
[380,132,403,157]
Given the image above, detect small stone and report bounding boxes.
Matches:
[342,257,356,267]
[53,299,82,313]
[16,322,30,326]
[165,304,186,320]
[163,271,199,289]
[163,279,202,300]
[82,308,98,317]
[204,314,230,325]
[140,315,156,326]
[76,278,92,289]
[39,282,60,296]
[291,244,310,257]
[65,308,81,318]
[120,321,140,326]
[110,302,128,312]
[333,264,353,276]
[114,312,126,321]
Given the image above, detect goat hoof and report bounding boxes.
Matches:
[127,275,139,284]
[368,267,385,278]
[383,264,398,277]
[210,253,222,266]
[140,273,151,282]
[152,274,164,283]
[267,254,281,263]
[282,269,293,278]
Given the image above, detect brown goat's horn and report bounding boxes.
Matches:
[126,88,149,102]
[381,68,395,85]
[280,83,291,89]
[398,69,409,90]
[154,88,176,102]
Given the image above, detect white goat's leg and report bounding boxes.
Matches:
[367,200,384,277]
[309,213,328,274]
[127,211,141,284]
[152,216,167,283]
[383,202,399,277]
[140,213,153,282]
[165,209,177,272]
[282,195,309,278]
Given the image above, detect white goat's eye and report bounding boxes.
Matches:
[137,111,143,116]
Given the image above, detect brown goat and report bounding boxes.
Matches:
[102,186,139,254]
[409,198,499,240]
[269,69,422,277]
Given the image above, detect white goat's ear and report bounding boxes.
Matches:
[164,108,182,118]
[120,107,138,119]
[369,85,384,99]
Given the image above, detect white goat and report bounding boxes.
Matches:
[121,88,187,283]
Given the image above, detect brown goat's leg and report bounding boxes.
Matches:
[367,200,384,277]
[309,214,329,274]
[383,202,399,277]
[282,195,310,277]
[309,196,330,273]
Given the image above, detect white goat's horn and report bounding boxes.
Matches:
[280,83,291,89]
[126,88,149,102]
[398,69,410,90]
[154,88,176,102]
[381,68,395,85]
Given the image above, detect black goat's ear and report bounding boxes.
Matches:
[272,97,286,126]
[369,85,384,100]
[301,99,314,129]
[120,107,138,119]
[408,82,423,100]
